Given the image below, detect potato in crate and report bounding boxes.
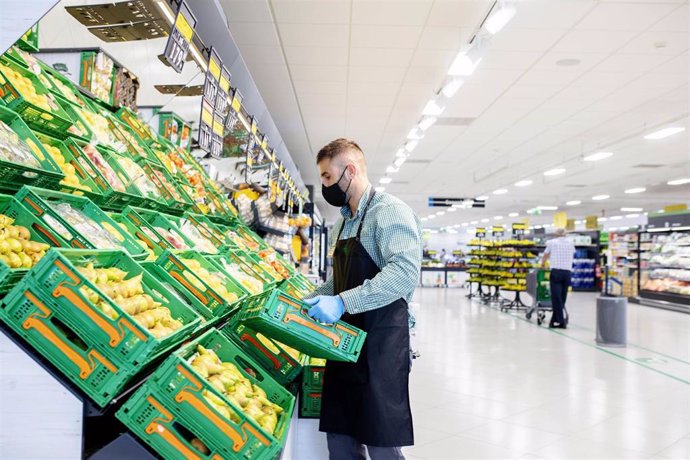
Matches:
[0,248,203,406]
[118,329,295,460]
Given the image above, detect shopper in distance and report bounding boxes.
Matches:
[304,138,422,460]
[541,227,575,329]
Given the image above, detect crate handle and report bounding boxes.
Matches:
[32,223,62,247]
[284,312,341,347]
[144,396,205,460]
[174,365,271,450]
[170,271,207,305]
[238,333,282,370]
[22,291,118,378]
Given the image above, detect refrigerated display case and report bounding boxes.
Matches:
[639,227,690,311]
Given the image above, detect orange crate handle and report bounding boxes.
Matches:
[22,292,117,378]
[239,333,282,370]
[145,396,211,460]
[284,310,341,347]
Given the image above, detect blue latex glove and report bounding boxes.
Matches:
[304,295,345,324]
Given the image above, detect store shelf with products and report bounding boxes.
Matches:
[607,230,640,299]
[638,227,690,311]
[0,23,350,459]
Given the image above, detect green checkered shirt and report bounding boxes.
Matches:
[311,186,422,315]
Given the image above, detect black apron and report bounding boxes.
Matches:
[319,191,414,447]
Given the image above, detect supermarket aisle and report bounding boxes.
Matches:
[293,288,689,460]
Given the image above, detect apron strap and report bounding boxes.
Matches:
[356,190,376,240]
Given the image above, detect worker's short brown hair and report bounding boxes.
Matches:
[316,138,363,164]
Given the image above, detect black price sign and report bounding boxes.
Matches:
[216,66,231,116]
[226,89,243,131]
[163,1,196,73]
[203,48,221,106]
[211,113,224,158]
[512,222,527,236]
[198,100,213,152]
[476,227,486,238]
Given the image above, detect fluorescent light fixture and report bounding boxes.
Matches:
[514,180,532,187]
[484,2,516,34]
[386,166,398,174]
[422,99,445,116]
[418,116,437,131]
[610,216,623,220]
[657,209,665,213]
[448,207,457,212]
[537,205,558,211]
[544,168,566,176]
[436,211,445,216]
[448,51,482,76]
[393,157,406,168]
[644,126,685,140]
[508,212,519,217]
[462,223,469,227]
[592,194,610,201]
[643,212,648,216]
[375,186,385,192]
[476,195,488,201]
[407,127,424,140]
[481,218,490,223]
[584,151,613,162]
[599,217,608,222]
[405,140,419,152]
[625,187,646,194]
[626,213,640,218]
[420,217,428,222]
[493,188,508,195]
[648,226,690,232]
[471,220,478,225]
[566,200,581,206]
[441,77,464,98]
[379,177,392,184]
[667,178,690,185]
[621,207,642,212]
[494,216,503,220]
[395,148,406,158]
[155,0,175,23]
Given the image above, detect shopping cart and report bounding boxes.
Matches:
[525,269,552,325]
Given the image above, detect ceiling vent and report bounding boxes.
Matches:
[633,164,663,168]
[435,117,475,126]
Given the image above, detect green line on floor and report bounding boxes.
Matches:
[480,301,690,386]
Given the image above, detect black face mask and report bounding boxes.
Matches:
[322,167,352,207]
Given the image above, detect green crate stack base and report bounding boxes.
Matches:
[15,186,147,258]
[0,105,65,191]
[222,321,303,386]
[299,389,322,419]
[118,328,295,460]
[0,249,202,406]
[234,289,367,363]
[151,250,248,321]
[0,57,74,139]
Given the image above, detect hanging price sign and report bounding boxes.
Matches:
[476,227,486,238]
[198,100,214,152]
[492,226,505,237]
[211,113,224,158]
[215,66,231,117]
[512,222,527,236]
[163,1,196,73]
[202,48,221,106]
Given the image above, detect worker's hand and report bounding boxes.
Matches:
[304,295,345,324]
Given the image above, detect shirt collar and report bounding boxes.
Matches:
[340,185,372,219]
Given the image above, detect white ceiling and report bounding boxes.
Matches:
[223,0,690,226]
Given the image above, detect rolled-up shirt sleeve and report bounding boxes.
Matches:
[338,203,422,314]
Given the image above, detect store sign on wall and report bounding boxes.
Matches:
[586,216,598,230]
[163,1,196,73]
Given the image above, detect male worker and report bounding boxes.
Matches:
[541,227,575,329]
[305,138,422,460]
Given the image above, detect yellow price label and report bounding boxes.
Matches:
[585,216,598,230]
[219,72,230,92]
[664,203,688,213]
[251,121,257,134]
[208,58,221,79]
[231,95,241,112]
[175,13,194,42]
[213,116,224,136]
[553,211,567,229]
[261,139,268,150]
[202,107,213,126]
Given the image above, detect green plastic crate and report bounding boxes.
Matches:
[0,194,70,296]
[108,116,159,165]
[151,250,247,321]
[34,62,87,109]
[299,389,322,418]
[302,362,326,390]
[222,321,303,386]
[211,252,279,293]
[56,99,94,143]
[122,206,195,254]
[114,107,158,146]
[234,289,367,363]
[16,24,39,53]
[64,142,145,210]
[33,133,101,198]
[0,57,74,138]
[15,186,147,258]
[167,214,222,255]
[0,248,203,406]
[181,212,229,249]
[121,328,295,460]
[140,161,194,213]
[115,384,233,460]
[0,105,65,191]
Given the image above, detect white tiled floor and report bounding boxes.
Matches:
[291,288,690,460]
[1,288,689,459]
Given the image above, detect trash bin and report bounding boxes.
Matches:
[595,296,627,347]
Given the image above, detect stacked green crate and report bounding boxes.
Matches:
[300,356,326,418]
